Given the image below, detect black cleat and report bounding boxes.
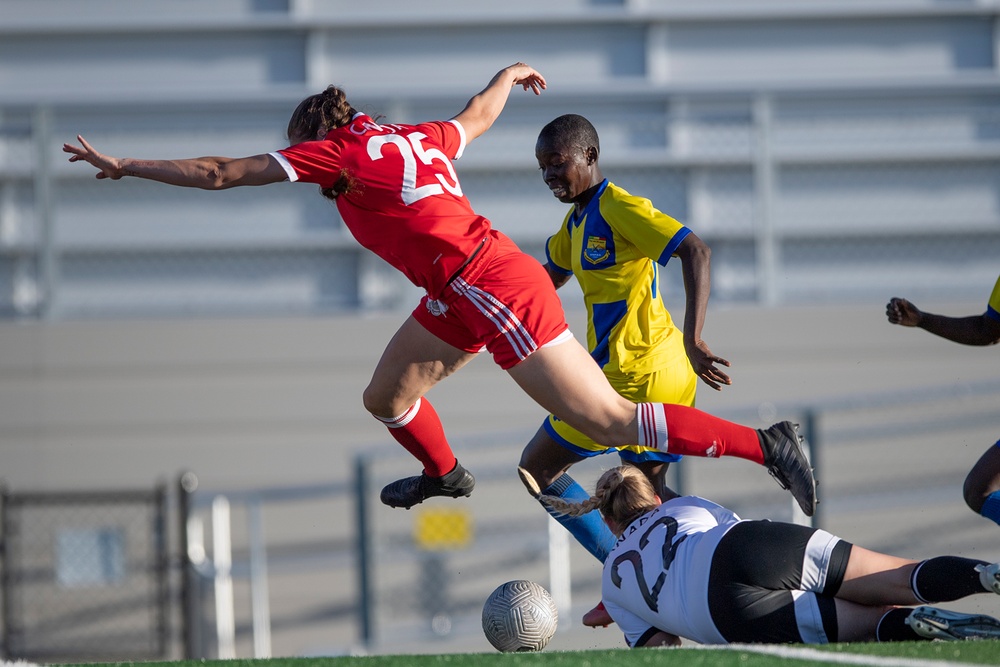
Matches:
[757,421,817,517]
[380,462,476,509]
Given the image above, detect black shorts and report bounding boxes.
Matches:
[707,520,853,644]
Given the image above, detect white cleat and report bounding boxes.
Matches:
[906,606,1000,641]
[975,562,1000,595]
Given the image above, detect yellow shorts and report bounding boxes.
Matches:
[543,354,696,464]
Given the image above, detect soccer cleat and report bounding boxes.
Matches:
[757,421,817,517]
[976,562,1000,595]
[906,606,1000,641]
[582,601,614,628]
[380,462,476,510]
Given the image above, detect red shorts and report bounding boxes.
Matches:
[412,230,570,370]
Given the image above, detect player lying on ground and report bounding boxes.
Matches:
[534,464,1000,645]
[887,276,1000,527]
[63,62,814,520]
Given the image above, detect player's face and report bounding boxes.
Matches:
[536,138,595,205]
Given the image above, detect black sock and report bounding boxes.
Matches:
[911,556,989,603]
[876,608,923,642]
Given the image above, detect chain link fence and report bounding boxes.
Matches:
[0,486,170,662]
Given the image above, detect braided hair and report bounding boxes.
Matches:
[539,465,660,536]
[286,85,359,200]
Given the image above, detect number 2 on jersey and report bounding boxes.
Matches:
[609,515,688,613]
[367,132,463,205]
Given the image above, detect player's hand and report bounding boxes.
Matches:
[505,62,546,95]
[686,340,732,391]
[886,297,922,327]
[63,135,124,180]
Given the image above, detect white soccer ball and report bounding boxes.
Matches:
[482,579,558,652]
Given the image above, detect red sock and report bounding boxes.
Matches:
[636,403,764,464]
[374,398,456,477]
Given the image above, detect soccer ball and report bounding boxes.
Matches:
[482,579,558,652]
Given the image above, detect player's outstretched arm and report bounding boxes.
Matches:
[63,135,288,190]
[886,296,1000,346]
[451,63,546,143]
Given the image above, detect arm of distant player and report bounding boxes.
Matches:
[886,297,1000,346]
[63,135,288,189]
[451,62,546,142]
[675,231,732,389]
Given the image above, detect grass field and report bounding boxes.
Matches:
[52,641,1000,667]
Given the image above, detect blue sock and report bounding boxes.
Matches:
[981,491,1000,527]
[540,473,618,562]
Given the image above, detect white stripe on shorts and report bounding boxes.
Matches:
[800,529,841,593]
[789,528,842,644]
[451,277,538,361]
[791,590,829,644]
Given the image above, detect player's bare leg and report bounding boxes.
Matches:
[518,428,619,560]
[518,428,587,492]
[832,599,891,642]
[837,546,1000,607]
[836,548,921,606]
[366,316,479,508]
[508,336,638,444]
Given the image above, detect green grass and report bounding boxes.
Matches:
[58,641,1000,667]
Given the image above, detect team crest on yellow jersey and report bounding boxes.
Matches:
[584,236,610,264]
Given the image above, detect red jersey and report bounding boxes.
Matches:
[272,114,491,298]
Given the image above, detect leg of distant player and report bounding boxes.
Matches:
[963,440,1000,526]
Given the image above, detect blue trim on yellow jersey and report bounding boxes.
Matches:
[592,300,629,367]
[571,181,609,230]
[657,226,692,266]
[988,305,1000,321]
[546,247,573,275]
[617,449,682,464]
[543,419,604,458]
[574,182,617,271]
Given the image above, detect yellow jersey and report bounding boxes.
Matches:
[546,180,691,380]
[988,274,1000,322]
